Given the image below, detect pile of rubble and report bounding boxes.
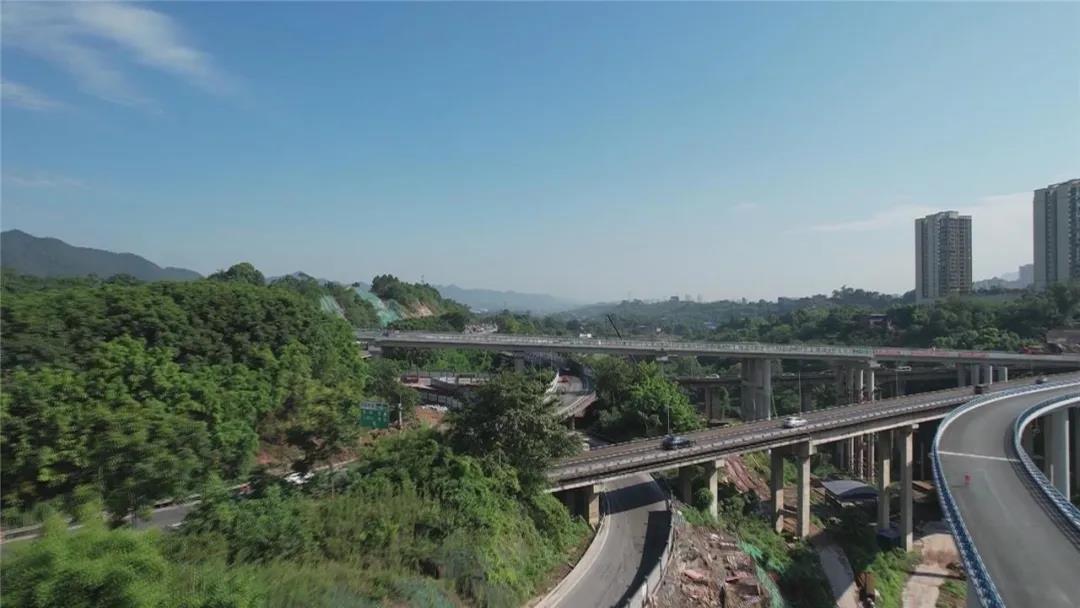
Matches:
[651,518,766,607]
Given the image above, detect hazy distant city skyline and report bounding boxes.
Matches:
[3,2,1078,301]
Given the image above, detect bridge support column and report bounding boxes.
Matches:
[677,465,694,504]
[867,433,877,484]
[854,368,865,403]
[703,460,720,519]
[771,449,786,534]
[866,367,876,401]
[581,485,600,527]
[997,366,1008,383]
[795,442,814,540]
[899,425,914,551]
[981,364,993,385]
[705,387,716,420]
[845,437,855,472]
[1048,409,1071,498]
[740,359,772,421]
[957,366,967,387]
[969,363,981,385]
[876,431,892,531]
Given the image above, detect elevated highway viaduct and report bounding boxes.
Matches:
[545,373,1080,555]
[358,330,1080,420]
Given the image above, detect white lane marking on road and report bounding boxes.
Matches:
[937,450,1019,463]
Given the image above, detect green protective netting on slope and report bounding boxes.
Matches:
[741,541,789,608]
[319,294,345,318]
[354,287,401,327]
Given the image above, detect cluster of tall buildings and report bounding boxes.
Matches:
[914,178,1080,303]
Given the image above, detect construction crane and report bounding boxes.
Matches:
[605,313,623,339]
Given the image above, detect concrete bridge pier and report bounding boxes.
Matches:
[705,386,727,421]
[740,359,773,421]
[876,431,892,531]
[771,449,786,533]
[981,364,994,385]
[703,460,719,518]
[1048,409,1071,498]
[795,442,814,539]
[969,363,981,385]
[557,485,601,527]
[678,465,694,505]
[865,366,877,402]
[899,425,915,551]
[996,366,1009,382]
[957,365,968,387]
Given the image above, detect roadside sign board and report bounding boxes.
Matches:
[359,402,390,429]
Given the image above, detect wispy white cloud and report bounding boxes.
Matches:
[807,192,1033,278]
[3,170,86,189]
[2,2,232,107]
[808,204,937,233]
[1,80,64,111]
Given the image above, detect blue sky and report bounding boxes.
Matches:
[3,2,1078,302]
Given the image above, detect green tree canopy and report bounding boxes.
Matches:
[208,263,265,286]
[448,373,577,489]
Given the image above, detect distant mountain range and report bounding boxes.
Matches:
[432,284,582,314]
[0,230,202,282]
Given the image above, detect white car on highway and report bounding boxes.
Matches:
[783,415,808,429]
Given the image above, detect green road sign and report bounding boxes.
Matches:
[359,402,390,429]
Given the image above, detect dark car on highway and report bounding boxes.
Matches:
[662,435,694,450]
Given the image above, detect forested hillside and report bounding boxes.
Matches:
[0,266,585,607]
[1,266,369,520]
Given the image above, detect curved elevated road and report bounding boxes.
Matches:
[547,473,669,608]
[937,387,1080,607]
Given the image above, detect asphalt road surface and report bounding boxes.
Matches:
[550,472,670,608]
[937,386,1080,607]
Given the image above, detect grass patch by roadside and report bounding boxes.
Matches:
[825,507,918,608]
[936,579,966,608]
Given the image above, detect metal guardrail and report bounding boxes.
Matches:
[931,379,1080,608]
[1012,395,1080,531]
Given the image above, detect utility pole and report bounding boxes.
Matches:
[666,402,672,436]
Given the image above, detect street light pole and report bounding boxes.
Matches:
[666,402,671,436]
[798,367,803,414]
